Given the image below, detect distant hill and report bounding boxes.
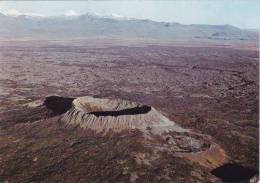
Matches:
[0,13,258,41]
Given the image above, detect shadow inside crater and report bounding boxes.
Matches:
[43,96,151,117]
[89,105,151,117]
[44,96,74,116]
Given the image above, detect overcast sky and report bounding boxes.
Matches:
[0,1,259,29]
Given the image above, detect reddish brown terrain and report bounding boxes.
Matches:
[0,39,258,182]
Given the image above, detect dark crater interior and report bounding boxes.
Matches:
[43,96,152,117]
[211,163,258,182]
[89,105,151,117]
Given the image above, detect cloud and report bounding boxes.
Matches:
[65,10,79,17]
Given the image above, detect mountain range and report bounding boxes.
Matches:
[0,13,258,41]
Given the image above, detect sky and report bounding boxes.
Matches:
[0,0,259,29]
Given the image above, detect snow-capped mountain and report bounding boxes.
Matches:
[0,12,258,41]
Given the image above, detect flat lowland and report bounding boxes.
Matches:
[0,39,258,182]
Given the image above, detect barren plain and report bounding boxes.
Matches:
[0,39,259,182]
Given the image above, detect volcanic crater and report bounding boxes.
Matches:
[44,96,223,159]
[0,39,258,183]
[59,96,190,135]
[1,95,256,182]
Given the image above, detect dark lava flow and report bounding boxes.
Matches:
[44,96,74,116]
[211,163,258,182]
